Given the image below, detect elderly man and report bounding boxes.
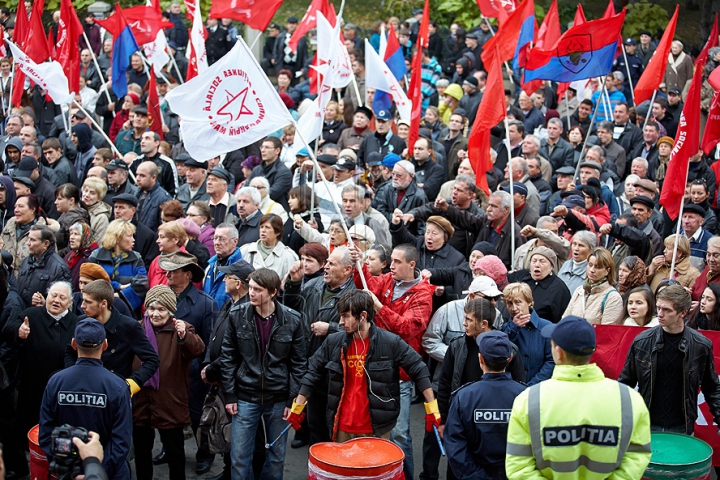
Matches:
[520,136,551,182]
[539,118,574,171]
[681,204,712,272]
[18,226,72,307]
[341,184,390,245]
[518,91,545,134]
[112,194,160,268]
[435,191,525,269]
[577,160,620,221]
[159,251,218,474]
[664,40,694,93]
[13,156,59,217]
[526,156,552,214]
[514,216,570,271]
[631,157,650,179]
[234,186,262,246]
[502,182,539,229]
[630,121,660,180]
[596,121,628,178]
[373,160,428,233]
[176,155,209,211]
[250,176,288,223]
[284,247,356,447]
[614,102,643,157]
[104,159,139,204]
[129,131,179,197]
[205,167,238,228]
[135,161,172,231]
[115,106,149,156]
[505,157,540,213]
[691,236,720,301]
[203,223,245,308]
[584,147,621,192]
[411,136,446,201]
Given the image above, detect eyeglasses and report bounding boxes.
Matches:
[351,236,367,243]
[213,236,230,243]
[391,172,406,179]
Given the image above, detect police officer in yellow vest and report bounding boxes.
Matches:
[505,316,652,479]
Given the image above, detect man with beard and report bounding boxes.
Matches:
[372,161,428,235]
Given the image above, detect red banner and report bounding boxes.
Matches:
[592,325,720,465]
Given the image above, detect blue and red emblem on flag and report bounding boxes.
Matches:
[523,9,625,83]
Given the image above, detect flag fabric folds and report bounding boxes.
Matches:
[365,40,411,121]
[165,37,293,160]
[26,0,52,64]
[523,10,626,83]
[7,40,72,105]
[96,4,140,99]
[147,74,164,140]
[633,5,678,106]
[481,0,535,66]
[535,0,561,50]
[186,0,208,81]
[122,5,174,46]
[659,60,703,220]
[696,13,719,67]
[374,24,407,116]
[475,0,518,19]
[289,0,336,53]
[407,0,429,153]
[573,3,586,26]
[315,12,352,89]
[56,0,84,93]
[468,46,506,196]
[702,91,720,155]
[208,0,284,32]
[11,0,29,108]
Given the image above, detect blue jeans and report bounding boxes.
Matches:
[231,400,288,480]
[390,380,414,480]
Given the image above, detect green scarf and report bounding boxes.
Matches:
[583,278,606,294]
[257,241,275,261]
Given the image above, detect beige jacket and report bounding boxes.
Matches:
[240,240,298,282]
[1,217,56,276]
[648,256,700,292]
[563,281,624,325]
[87,201,111,243]
[513,230,571,273]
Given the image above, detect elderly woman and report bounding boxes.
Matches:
[9,282,77,444]
[1,194,58,274]
[348,224,376,257]
[616,256,648,299]
[82,177,111,242]
[558,231,596,294]
[687,179,717,233]
[187,201,215,256]
[241,214,299,281]
[617,287,658,327]
[160,199,184,223]
[54,183,90,253]
[507,247,571,323]
[88,219,148,313]
[148,221,189,288]
[295,217,348,253]
[64,222,98,291]
[473,255,508,291]
[501,282,555,386]
[647,234,700,291]
[133,285,204,480]
[563,247,623,324]
[250,176,288,223]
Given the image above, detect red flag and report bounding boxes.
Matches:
[702,91,720,155]
[697,14,719,67]
[406,0,429,153]
[56,0,84,94]
[289,0,336,53]
[0,26,6,58]
[147,74,164,140]
[634,5,678,105]
[183,0,195,21]
[468,46,506,196]
[25,0,51,63]
[475,0,518,19]
[481,0,535,66]
[209,0,283,32]
[601,0,616,19]
[122,5,174,46]
[573,3,586,25]
[11,0,30,108]
[659,60,703,220]
[536,0,561,49]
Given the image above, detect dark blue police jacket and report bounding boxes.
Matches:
[38,358,132,480]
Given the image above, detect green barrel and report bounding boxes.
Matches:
[642,432,713,479]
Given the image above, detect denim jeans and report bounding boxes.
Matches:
[231,400,288,480]
[390,380,414,480]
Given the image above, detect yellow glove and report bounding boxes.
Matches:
[290,400,306,415]
[288,400,306,430]
[126,379,141,396]
[424,399,441,432]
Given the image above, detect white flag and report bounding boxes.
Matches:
[187,0,207,76]
[315,12,352,88]
[143,30,170,76]
[166,37,294,160]
[7,41,72,105]
[364,39,411,121]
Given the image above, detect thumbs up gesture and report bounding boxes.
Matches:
[18,317,30,340]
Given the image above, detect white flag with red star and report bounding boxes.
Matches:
[7,40,72,105]
[165,36,294,160]
[364,39,411,121]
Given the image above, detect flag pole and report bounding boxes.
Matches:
[167,50,185,84]
[139,52,172,85]
[296,126,368,290]
[82,32,114,108]
[564,89,571,131]
[669,156,692,279]
[7,61,14,111]
[573,87,602,181]
[484,17,514,85]
[72,99,125,161]
[503,117,516,269]
[351,75,364,107]
[643,90,657,130]
[620,41,635,101]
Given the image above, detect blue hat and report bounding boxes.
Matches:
[477,331,513,363]
[382,153,401,169]
[561,195,585,209]
[296,148,309,158]
[541,315,596,356]
[74,318,106,348]
[501,182,528,197]
[375,109,392,122]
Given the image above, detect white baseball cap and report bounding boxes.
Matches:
[463,276,502,297]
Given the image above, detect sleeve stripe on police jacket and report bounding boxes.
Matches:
[525,382,636,474]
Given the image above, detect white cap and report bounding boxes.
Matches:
[463,275,502,297]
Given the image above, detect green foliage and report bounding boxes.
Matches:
[623,0,669,39]
[435,0,482,29]
[556,0,576,29]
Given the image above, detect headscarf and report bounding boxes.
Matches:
[65,222,98,270]
[142,285,178,390]
[71,123,93,154]
[617,257,647,295]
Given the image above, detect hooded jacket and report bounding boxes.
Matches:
[3,137,24,175]
[0,175,16,232]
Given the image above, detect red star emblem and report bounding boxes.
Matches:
[216,88,253,122]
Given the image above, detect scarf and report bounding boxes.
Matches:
[583,278,607,294]
[111,250,129,280]
[258,240,275,261]
[617,258,647,295]
[708,269,720,284]
[142,315,172,390]
[66,222,97,270]
[16,218,37,241]
[656,155,670,181]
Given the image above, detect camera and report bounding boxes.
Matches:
[50,425,89,478]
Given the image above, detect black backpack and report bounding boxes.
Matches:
[196,387,231,455]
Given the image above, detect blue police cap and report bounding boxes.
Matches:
[476,331,513,363]
[541,315,596,356]
[74,318,106,348]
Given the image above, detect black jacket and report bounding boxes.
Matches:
[202,297,247,383]
[205,24,232,65]
[410,201,483,259]
[615,121,643,159]
[619,325,720,434]
[17,245,72,308]
[284,276,356,357]
[411,158,446,202]
[373,179,428,230]
[132,218,160,269]
[358,132,407,167]
[506,270,571,323]
[67,308,160,387]
[298,324,432,438]
[539,137,575,171]
[221,300,307,405]
[137,182,172,232]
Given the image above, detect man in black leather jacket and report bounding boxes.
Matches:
[619,285,720,434]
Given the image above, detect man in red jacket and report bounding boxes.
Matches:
[350,243,436,479]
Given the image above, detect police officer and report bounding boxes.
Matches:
[39,318,133,480]
[505,316,652,479]
[613,38,644,104]
[444,330,526,480]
